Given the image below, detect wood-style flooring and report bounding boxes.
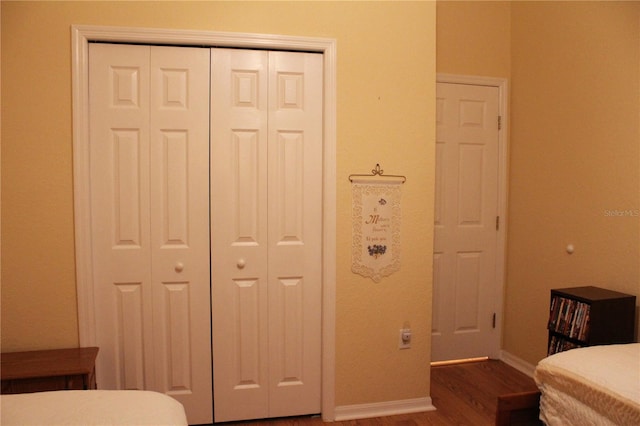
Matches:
[214,360,540,426]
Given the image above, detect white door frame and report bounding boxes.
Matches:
[435,73,508,359]
[71,25,337,421]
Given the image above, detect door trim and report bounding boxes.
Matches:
[435,74,508,359]
[71,25,337,421]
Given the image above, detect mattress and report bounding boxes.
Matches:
[0,390,188,426]
[534,343,640,426]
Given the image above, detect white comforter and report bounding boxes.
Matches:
[534,343,640,426]
[0,390,188,426]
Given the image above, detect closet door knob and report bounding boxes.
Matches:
[175,262,184,273]
[237,259,246,269]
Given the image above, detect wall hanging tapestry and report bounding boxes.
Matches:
[350,164,405,282]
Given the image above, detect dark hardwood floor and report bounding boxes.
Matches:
[212,360,540,426]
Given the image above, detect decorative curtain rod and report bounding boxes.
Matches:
[349,163,406,183]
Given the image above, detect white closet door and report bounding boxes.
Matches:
[210,48,323,422]
[210,48,270,422]
[89,43,213,425]
[90,43,153,393]
[148,46,212,424]
[267,50,323,418]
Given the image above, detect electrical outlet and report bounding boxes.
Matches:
[399,328,411,349]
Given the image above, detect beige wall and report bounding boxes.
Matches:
[436,1,511,78]
[437,1,639,366]
[1,1,436,408]
[506,1,640,364]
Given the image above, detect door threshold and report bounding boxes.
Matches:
[431,356,489,367]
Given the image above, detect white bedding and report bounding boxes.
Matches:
[0,390,188,426]
[534,343,640,426]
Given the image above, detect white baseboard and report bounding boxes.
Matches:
[334,396,436,421]
[500,350,536,378]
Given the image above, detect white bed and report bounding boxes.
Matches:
[0,390,188,426]
[534,343,640,425]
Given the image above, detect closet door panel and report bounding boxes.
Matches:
[211,48,323,422]
[150,46,212,424]
[267,50,323,418]
[90,44,213,425]
[89,43,153,392]
[211,48,270,423]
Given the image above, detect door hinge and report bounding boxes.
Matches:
[492,313,496,329]
[498,115,502,130]
[496,216,500,231]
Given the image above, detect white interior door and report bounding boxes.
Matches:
[211,48,323,422]
[432,82,500,362]
[89,43,213,424]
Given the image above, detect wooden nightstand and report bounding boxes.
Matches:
[1,347,99,394]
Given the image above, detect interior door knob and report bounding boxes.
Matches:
[237,258,246,269]
[175,262,184,273]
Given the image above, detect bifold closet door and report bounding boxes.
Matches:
[210,48,323,422]
[89,43,213,425]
